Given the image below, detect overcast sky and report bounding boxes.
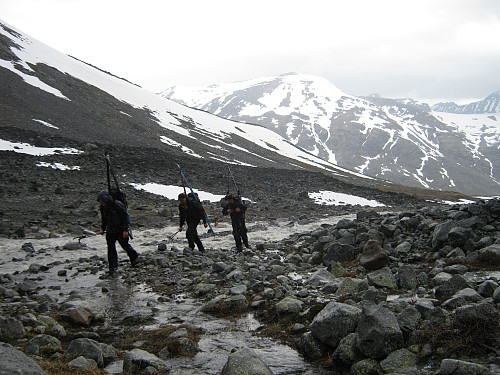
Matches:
[1,0,499,103]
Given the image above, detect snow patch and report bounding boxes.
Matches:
[36,162,80,171]
[0,139,82,156]
[130,183,225,202]
[309,191,385,207]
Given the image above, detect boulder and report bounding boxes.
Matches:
[304,268,336,287]
[336,278,369,296]
[431,220,455,249]
[397,265,418,290]
[26,334,62,355]
[275,296,304,314]
[359,240,390,270]
[66,338,104,368]
[123,349,170,373]
[332,333,363,364]
[68,356,98,370]
[323,242,358,264]
[0,342,48,375]
[367,267,397,289]
[356,304,404,359]
[221,347,273,375]
[453,303,499,328]
[436,359,493,375]
[309,302,362,348]
[380,348,417,374]
[298,331,329,359]
[0,316,26,340]
[350,358,383,375]
[435,275,470,299]
[58,306,93,326]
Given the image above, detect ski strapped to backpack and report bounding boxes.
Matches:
[176,163,215,235]
[226,163,241,199]
[105,151,133,239]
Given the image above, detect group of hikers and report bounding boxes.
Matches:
[97,181,249,276]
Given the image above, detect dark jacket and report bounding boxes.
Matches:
[179,196,206,227]
[99,192,129,234]
[222,199,247,219]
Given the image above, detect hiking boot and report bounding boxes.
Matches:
[130,255,139,267]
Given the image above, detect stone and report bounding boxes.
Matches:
[68,356,98,370]
[298,331,329,359]
[436,359,493,375]
[476,280,499,298]
[221,347,273,375]
[454,303,499,328]
[397,306,421,334]
[350,358,383,375]
[435,275,471,299]
[59,306,93,326]
[397,265,418,290]
[0,342,48,375]
[323,242,358,264]
[432,220,456,249]
[167,328,188,340]
[275,296,304,314]
[453,288,484,303]
[193,283,216,296]
[360,289,387,304]
[336,277,369,296]
[66,338,104,368]
[304,268,336,287]
[333,332,362,364]
[395,241,412,254]
[367,267,397,289]
[448,227,471,248]
[380,348,417,374]
[26,334,62,354]
[359,240,390,270]
[309,301,362,348]
[356,304,404,359]
[124,349,170,373]
[0,316,26,340]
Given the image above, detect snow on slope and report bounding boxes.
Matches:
[0,21,368,179]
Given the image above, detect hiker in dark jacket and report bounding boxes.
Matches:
[97,190,138,275]
[222,194,249,252]
[178,193,208,252]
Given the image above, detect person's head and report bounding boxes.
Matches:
[178,193,187,203]
[97,190,111,206]
[225,194,235,204]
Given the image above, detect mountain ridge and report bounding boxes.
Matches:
[160,74,500,196]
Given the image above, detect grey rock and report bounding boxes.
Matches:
[356,304,404,359]
[310,301,362,347]
[350,358,383,375]
[304,268,336,287]
[367,267,397,289]
[397,265,418,290]
[395,241,412,254]
[26,334,62,354]
[432,220,456,249]
[323,242,358,264]
[123,349,170,373]
[0,342,48,375]
[332,332,362,364]
[336,277,369,296]
[275,296,304,314]
[0,316,26,340]
[68,356,98,370]
[435,275,471,299]
[66,338,104,368]
[221,347,273,375]
[454,303,499,327]
[360,289,387,304]
[167,328,188,340]
[476,280,499,298]
[397,306,421,333]
[298,331,329,359]
[436,359,492,375]
[453,288,484,303]
[380,348,417,374]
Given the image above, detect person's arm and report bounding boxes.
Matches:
[179,204,186,230]
[100,206,106,234]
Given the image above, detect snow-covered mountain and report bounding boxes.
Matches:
[0,22,367,180]
[432,91,500,114]
[160,74,500,196]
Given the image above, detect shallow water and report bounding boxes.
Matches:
[0,216,351,374]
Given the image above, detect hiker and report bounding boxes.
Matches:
[178,192,208,252]
[222,194,249,252]
[97,190,138,275]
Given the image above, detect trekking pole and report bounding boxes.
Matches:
[227,164,241,199]
[168,230,181,241]
[175,163,215,235]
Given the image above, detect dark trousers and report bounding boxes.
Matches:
[186,221,204,251]
[106,232,138,271]
[232,216,248,250]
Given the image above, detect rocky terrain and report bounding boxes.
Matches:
[1,184,499,374]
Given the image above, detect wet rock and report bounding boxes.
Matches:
[201,294,249,314]
[350,358,383,375]
[359,240,390,270]
[435,359,493,375]
[367,267,397,289]
[0,342,48,375]
[309,301,362,348]
[0,316,26,340]
[123,349,170,373]
[221,347,273,375]
[275,296,303,314]
[66,338,104,368]
[356,304,404,359]
[379,348,417,374]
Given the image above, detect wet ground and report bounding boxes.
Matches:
[0,216,352,374]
